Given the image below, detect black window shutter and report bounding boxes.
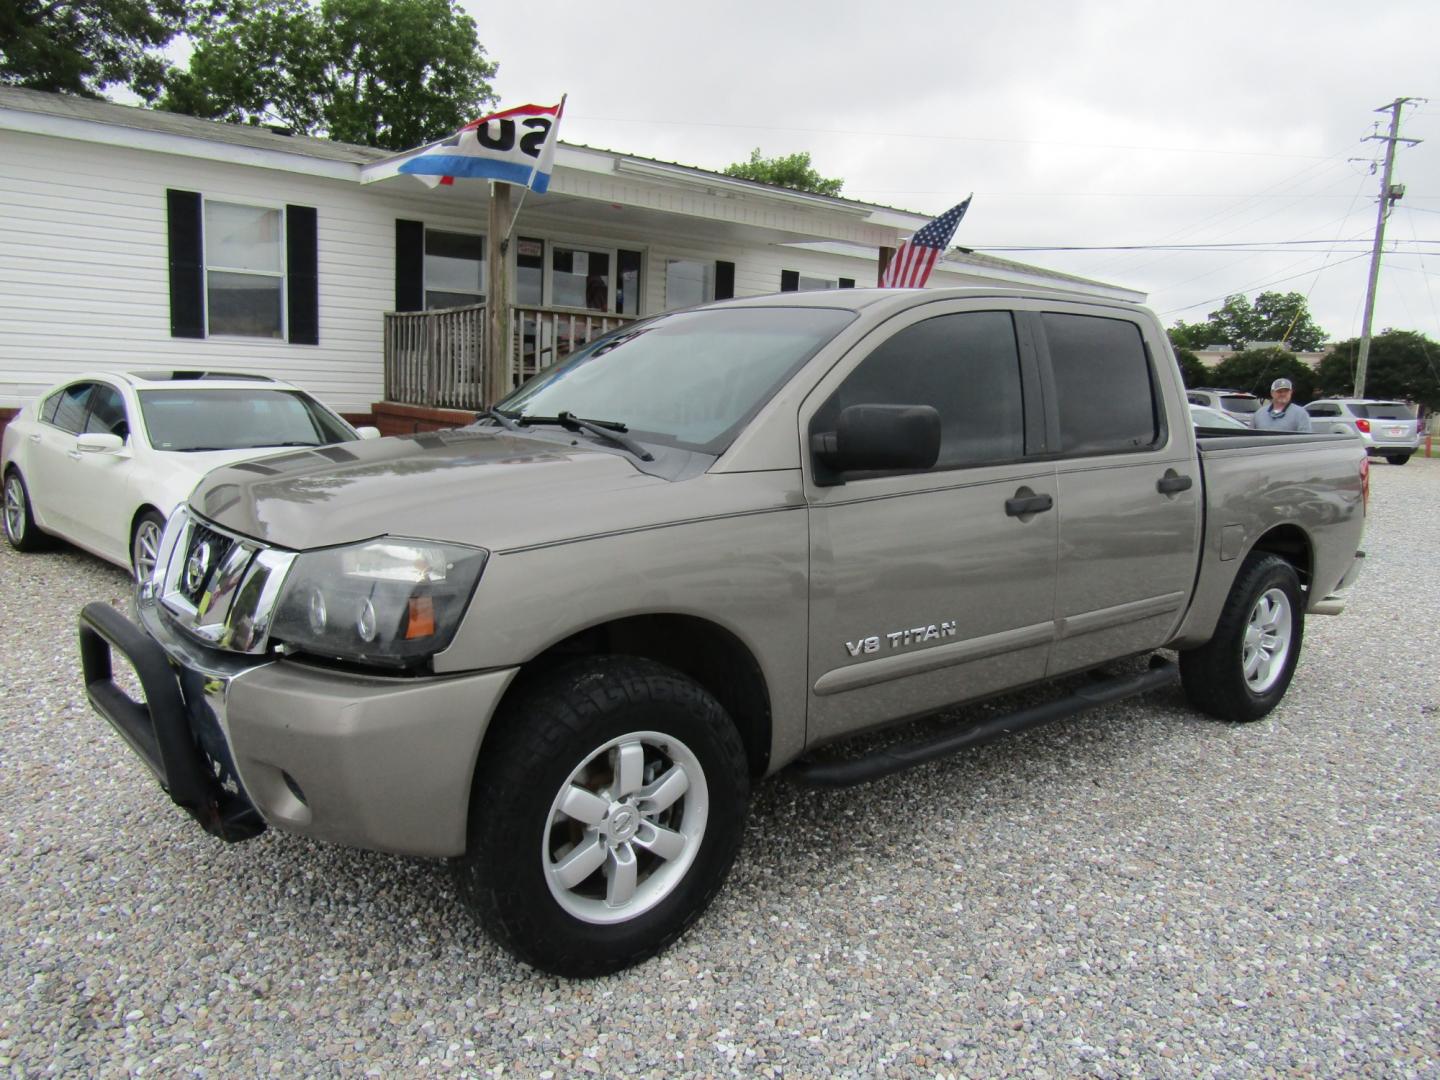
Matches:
[395,219,425,311]
[838,277,855,289]
[714,260,735,300]
[286,205,319,345]
[780,269,799,292]
[166,189,204,338]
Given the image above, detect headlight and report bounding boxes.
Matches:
[269,538,488,668]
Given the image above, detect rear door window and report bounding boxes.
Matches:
[84,385,129,437]
[1042,313,1159,455]
[48,383,96,434]
[816,311,1025,470]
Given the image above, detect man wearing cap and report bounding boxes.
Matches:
[1253,378,1312,432]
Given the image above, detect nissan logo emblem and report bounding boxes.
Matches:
[185,540,213,592]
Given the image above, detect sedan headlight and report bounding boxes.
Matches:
[269,539,488,668]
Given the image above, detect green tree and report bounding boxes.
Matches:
[0,0,193,99]
[1168,319,1217,351]
[1173,347,1208,389]
[153,0,498,150]
[1315,330,1440,410]
[1202,291,1327,352]
[1210,347,1316,401]
[722,148,844,196]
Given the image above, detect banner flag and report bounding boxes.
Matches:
[878,195,972,289]
[398,101,565,192]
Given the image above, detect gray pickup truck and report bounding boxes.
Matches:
[79,287,1367,976]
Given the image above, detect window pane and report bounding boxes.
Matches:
[425,230,484,303]
[817,312,1024,469]
[553,247,610,310]
[425,291,484,310]
[205,202,282,272]
[1044,313,1157,455]
[51,383,94,434]
[665,259,712,310]
[618,250,642,316]
[208,271,283,338]
[85,385,129,437]
[798,275,838,292]
[516,237,544,306]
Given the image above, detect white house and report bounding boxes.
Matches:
[0,87,1143,433]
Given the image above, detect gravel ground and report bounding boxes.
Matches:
[1,457,1437,1078]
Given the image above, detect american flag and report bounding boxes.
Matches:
[878,196,972,288]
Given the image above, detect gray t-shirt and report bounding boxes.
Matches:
[1253,402,1312,432]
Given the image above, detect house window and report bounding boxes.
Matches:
[798,274,839,291]
[553,246,612,311]
[666,259,713,309]
[516,237,545,306]
[204,202,285,338]
[425,230,485,309]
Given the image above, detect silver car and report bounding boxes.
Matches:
[1186,389,1263,427]
[1304,398,1420,464]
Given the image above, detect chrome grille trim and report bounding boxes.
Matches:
[148,506,297,655]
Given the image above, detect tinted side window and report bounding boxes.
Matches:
[50,384,96,434]
[85,385,130,437]
[1307,403,1338,417]
[41,392,63,424]
[1043,314,1158,455]
[818,311,1025,470]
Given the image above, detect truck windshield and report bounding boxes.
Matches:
[498,307,855,454]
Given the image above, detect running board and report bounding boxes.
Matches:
[790,659,1179,788]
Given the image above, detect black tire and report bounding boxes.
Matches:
[1386,453,1411,466]
[1180,552,1304,722]
[130,509,166,582]
[453,656,750,977]
[3,468,48,552]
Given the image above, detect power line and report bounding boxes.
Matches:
[1157,252,1372,317]
[568,114,1338,160]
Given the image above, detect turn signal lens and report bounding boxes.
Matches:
[405,596,436,640]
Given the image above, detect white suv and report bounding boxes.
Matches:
[1305,398,1420,464]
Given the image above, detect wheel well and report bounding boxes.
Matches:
[1249,524,1313,589]
[129,505,164,540]
[520,615,773,776]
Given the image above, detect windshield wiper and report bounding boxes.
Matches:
[519,412,654,462]
[477,406,519,431]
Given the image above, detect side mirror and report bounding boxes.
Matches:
[76,432,125,454]
[811,404,941,481]
[355,426,382,440]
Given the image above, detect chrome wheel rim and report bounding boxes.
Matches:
[132,519,163,581]
[542,730,709,925]
[3,476,25,543]
[1242,587,1292,694]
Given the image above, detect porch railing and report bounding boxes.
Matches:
[383,303,635,411]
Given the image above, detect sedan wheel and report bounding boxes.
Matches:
[3,470,47,552]
[130,511,166,582]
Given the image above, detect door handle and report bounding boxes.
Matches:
[1005,488,1054,517]
[29,434,41,443]
[1156,470,1193,495]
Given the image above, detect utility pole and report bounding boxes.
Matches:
[1354,97,1422,398]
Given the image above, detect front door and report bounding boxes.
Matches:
[803,304,1059,747]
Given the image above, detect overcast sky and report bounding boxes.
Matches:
[464,0,1438,346]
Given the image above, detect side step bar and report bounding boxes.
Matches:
[790,659,1179,788]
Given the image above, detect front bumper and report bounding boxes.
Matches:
[79,595,519,856]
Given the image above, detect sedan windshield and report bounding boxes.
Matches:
[499,307,855,454]
[138,389,355,451]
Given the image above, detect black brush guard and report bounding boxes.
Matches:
[78,602,265,842]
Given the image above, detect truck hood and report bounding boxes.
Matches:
[188,429,671,552]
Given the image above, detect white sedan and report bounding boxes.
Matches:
[2,370,379,578]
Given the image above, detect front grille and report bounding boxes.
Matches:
[178,522,236,605]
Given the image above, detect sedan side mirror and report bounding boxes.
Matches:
[355,426,382,440]
[76,432,125,454]
[811,404,941,483]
